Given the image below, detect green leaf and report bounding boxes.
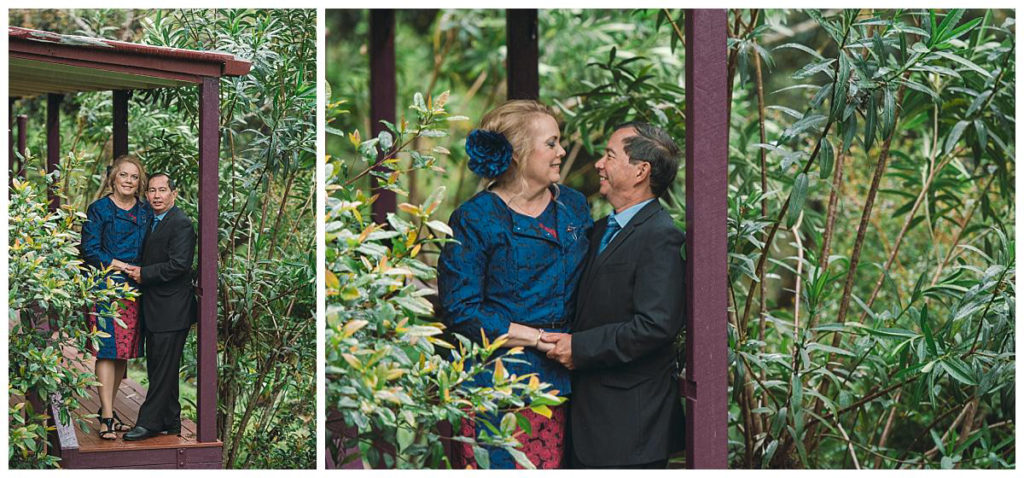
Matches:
[942,358,977,386]
[508,448,535,469]
[787,173,809,228]
[396,427,414,452]
[818,138,835,178]
[944,120,970,155]
[472,445,490,469]
[881,86,896,139]
[920,304,938,356]
[864,92,877,152]
[932,51,992,78]
[830,53,851,120]
[805,342,856,357]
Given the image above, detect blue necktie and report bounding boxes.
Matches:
[152,217,160,232]
[597,216,620,255]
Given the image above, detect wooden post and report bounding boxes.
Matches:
[17,115,27,178]
[46,93,63,211]
[113,90,130,159]
[369,9,396,224]
[8,98,13,180]
[197,76,219,444]
[506,9,539,100]
[684,9,728,469]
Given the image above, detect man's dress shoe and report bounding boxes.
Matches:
[123,426,162,441]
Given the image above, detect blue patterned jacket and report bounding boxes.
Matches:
[438,184,593,396]
[81,195,152,288]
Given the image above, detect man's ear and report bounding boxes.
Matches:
[634,161,651,186]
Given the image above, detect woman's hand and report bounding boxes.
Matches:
[110,259,129,272]
[506,323,552,351]
[535,339,556,353]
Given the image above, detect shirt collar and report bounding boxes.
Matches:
[609,198,655,228]
[154,209,170,221]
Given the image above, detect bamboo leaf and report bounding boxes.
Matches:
[787,173,809,228]
[881,86,896,139]
[819,138,835,178]
[944,120,970,155]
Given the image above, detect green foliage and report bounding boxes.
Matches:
[329,8,1014,469]
[325,93,564,469]
[8,176,135,468]
[723,9,1015,468]
[9,9,315,468]
[138,9,318,469]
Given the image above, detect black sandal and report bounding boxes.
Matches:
[111,410,134,432]
[99,417,117,440]
[96,408,133,432]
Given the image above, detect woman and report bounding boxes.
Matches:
[438,100,593,468]
[81,154,152,440]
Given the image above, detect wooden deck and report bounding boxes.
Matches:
[48,345,222,468]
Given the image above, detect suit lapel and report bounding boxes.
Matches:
[580,217,606,288]
[592,200,662,269]
[146,206,177,250]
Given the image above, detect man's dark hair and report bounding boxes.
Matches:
[615,122,681,196]
[148,172,178,191]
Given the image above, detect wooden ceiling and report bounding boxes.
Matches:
[8,27,251,98]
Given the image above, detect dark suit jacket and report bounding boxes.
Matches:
[140,205,197,333]
[570,200,686,467]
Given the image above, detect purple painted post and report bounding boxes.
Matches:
[113,90,129,159]
[197,76,219,444]
[506,9,539,100]
[369,9,396,224]
[17,115,27,177]
[684,9,728,469]
[8,98,13,179]
[46,93,63,211]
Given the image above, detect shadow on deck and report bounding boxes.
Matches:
[48,345,222,468]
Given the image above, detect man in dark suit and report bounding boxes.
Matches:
[542,123,685,468]
[123,173,197,441]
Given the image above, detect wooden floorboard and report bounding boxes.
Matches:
[60,345,212,455]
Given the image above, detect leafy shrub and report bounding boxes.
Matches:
[325,92,564,469]
[717,9,1015,468]
[9,9,317,468]
[8,175,135,468]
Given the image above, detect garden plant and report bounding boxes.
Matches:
[8,9,316,469]
[326,8,1014,468]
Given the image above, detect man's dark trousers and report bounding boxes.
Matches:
[137,329,188,431]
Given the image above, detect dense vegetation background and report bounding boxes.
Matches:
[326,9,1014,468]
[8,9,315,468]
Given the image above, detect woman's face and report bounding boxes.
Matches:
[520,114,566,189]
[113,162,140,197]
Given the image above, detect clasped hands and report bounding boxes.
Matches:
[112,259,142,282]
[537,332,574,370]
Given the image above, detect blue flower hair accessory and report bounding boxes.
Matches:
[466,129,513,179]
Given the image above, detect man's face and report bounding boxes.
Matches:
[147,175,177,215]
[595,127,643,208]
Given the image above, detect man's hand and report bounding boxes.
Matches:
[124,265,142,283]
[541,332,574,370]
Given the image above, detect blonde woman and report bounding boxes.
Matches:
[438,100,593,468]
[81,154,153,439]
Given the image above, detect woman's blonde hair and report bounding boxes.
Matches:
[478,100,558,188]
[106,154,147,199]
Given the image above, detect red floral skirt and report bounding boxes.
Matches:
[86,298,142,359]
[452,404,567,469]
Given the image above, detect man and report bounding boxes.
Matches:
[542,123,685,468]
[123,173,197,441]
